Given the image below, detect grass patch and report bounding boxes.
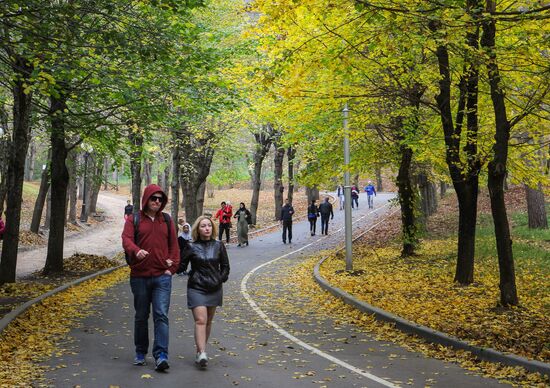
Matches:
[22,182,40,199]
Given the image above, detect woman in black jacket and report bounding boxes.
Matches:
[307,200,319,236]
[180,215,230,368]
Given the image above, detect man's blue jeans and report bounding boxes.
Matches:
[130,274,172,359]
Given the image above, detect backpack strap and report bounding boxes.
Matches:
[162,212,172,248]
[133,213,140,245]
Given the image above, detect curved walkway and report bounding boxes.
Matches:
[40,192,507,387]
[16,191,127,279]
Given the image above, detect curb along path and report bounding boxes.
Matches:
[312,213,550,377]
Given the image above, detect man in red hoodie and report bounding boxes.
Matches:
[122,184,179,371]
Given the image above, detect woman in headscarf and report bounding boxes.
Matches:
[177,222,192,275]
[233,202,251,247]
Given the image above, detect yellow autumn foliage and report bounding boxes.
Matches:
[0,268,129,387]
[279,254,549,386]
[319,240,549,363]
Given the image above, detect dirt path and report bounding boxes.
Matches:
[16,191,127,279]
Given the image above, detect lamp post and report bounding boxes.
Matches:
[79,146,92,222]
[343,103,353,271]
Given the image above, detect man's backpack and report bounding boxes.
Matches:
[124,212,172,265]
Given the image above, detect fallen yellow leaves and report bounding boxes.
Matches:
[282,235,550,387]
[319,239,549,364]
[0,267,129,386]
[62,253,121,273]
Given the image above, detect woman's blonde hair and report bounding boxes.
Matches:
[191,215,218,241]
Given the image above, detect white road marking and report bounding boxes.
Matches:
[241,204,400,387]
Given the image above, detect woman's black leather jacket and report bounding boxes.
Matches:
[180,239,230,292]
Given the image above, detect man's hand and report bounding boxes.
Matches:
[136,249,149,260]
[165,259,173,268]
[164,269,172,275]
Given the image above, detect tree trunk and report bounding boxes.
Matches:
[525,184,547,229]
[163,165,170,195]
[273,143,285,221]
[287,146,295,204]
[143,159,152,187]
[440,181,447,198]
[196,181,206,217]
[250,126,273,225]
[0,57,34,284]
[67,150,77,225]
[30,156,51,233]
[0,104,9,215]
[306,186,319,203]
[454,180,478,283]
[180,134,215,225]
[45,187,52,228]
[375,167,383,192]
[129,130,143,214]
[432,3,482,284]
[396,144,417,257]
[113,164,119,191]
[103,157,109,190]
[79,152,92,222]
[418,173,429,226]
[482,2,518,305]
[88,155,103,214]
[170,134,181,222]
[429,181,438,214]
[43,94,69,275]
[24,140,35,181]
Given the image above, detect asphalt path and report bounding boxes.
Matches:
[41,193,505,387]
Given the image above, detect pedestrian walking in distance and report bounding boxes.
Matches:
[233,202,251,247]
[124,200,133,221]
[307,200,319,236]
[214,201,232,243]
[280,198,294,244]
[337,185,344,210]
[179,216,230,368]
[364,180,377,209]
[351,185,359,209]
[121,184,179,371]
[319,197,334,235]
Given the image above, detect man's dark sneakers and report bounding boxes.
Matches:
[155,352,169,371]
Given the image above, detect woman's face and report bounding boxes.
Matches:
[240,203,245,209]
[198,219,213,239]
[183,225,190,233]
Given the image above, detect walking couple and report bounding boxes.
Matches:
[122,184,230,372]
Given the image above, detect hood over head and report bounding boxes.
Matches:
[141,184,168,213]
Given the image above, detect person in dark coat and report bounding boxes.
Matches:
[319,197,334,235]
[124,200,133,221]
[179,215,230,368]
[233,202,251,247]
[280,198,294,244]
[307,200,319,236]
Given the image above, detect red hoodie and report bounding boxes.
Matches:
[121,184,180,277]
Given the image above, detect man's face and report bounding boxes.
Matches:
[148,192,164,212]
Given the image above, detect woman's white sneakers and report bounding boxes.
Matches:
[195,351,208,368]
